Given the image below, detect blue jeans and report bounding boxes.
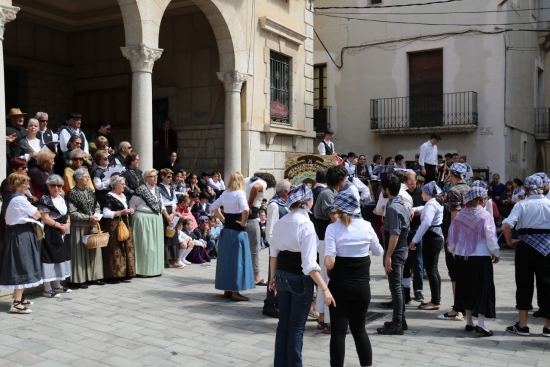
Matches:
[408,229,424,292]
[274,270,314,367]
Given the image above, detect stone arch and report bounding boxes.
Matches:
[192,0,247,72]
[118,0,171,48]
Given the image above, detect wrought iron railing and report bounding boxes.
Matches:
[370,91,478,130]
[535,108,550,134]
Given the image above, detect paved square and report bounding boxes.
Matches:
[0,247,549,367]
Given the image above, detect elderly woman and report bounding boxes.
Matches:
[158,168,180,267]
[66,168,104,288]
[63,148,95,193]
[37,174,72,298]
[92,149,112,206]
[121,152,143,200]
[129,169,170,276]
[102,176,136,282]
[269,184,335,367]
[28,149,56,199]
[1,158,36,202]
[13,118,42,166]
[0,173,42,313]
[448,187,500,337]
[211,172,254,301]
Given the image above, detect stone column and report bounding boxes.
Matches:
[121,43,162,171]
[0,5,19,182]
[217,70,248,178]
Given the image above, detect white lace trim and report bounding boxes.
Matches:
[0,279,44,290]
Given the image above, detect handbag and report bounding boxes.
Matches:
[165,227,176,238]
[117,215,130,242]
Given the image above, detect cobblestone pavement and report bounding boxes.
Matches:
[0,247,549,367]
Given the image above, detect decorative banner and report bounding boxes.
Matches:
[284,153,337,186]
[270,101,289,119]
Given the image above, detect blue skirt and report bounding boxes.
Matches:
[215,228,255,291]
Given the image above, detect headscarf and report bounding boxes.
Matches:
[463,187,487,204]
[333,186,360,214]
[534,172,550,188]
[268,193,287,207]
[287,184,313,211]
[422,181,442,197]
[450,163,468,179]
[524,173,546,195]
[471,180,487,189]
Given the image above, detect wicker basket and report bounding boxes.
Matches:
[83,222,110,249]
[165,227,176,238]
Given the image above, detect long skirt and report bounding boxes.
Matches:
[69,221,104,283]
[164,207,179,260]
[0,223,43,290]
[42,224,71,282]
[215,228,255,291]
[455,255,496,318]
[102,217,136,279]
[132,211,164,276]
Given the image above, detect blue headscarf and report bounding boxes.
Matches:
[422,181,443,197]
[450,163,468,179]
[333,186,360,214]
[471,180,487,189]
[463,187,487,204]
[525,174,546,195]
[287,184,313,211]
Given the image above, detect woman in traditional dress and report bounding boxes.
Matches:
[13,118,42,167]
[269,183,335,367]
[158,168,180,268]
[211,172,254,301]
[28,149,56,199]
[121,152,143,200]
[0,173,42,313]
[129,169,169,276]
[92,149,111,207]
[448,186,500,337]
[66,168,104,288]
[37,174,72,298]
[63,148,95,193]
[102,176,136,283]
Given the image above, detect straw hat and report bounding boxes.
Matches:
[6,108,27,118]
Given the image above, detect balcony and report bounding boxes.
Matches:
[535,108,550,140]
[370,91,478,134]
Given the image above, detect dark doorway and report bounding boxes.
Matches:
[153,98,169,129]
[409,50,443,128]
[4,67,19,115]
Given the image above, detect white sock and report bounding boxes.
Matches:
[402,277,412,288]
[182,248,193,264]
[177,249,186,263]
[465,309,474,326]
[52,280,61,289]
[43,282,52,292]
[477,314,488,330]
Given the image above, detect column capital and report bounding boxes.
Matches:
[121,43,163,73]
[0,5,19,41]
[217,70,248,92]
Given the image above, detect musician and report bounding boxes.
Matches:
[438,153,453,186]
[317,129,336,156]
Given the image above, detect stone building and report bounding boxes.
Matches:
[314,0,550,180]
[0,0,317,182]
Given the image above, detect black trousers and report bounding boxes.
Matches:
[422,231,444,305]
[515,242,550,319]
[424,163,437,183]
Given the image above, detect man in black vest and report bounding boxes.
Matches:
[59,113,89,153]
[36,112,57,145]
[262,179,291,318]
[317,128,336,155]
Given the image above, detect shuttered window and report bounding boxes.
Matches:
[409,49,443,127]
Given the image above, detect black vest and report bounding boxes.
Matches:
[276,203,288,219]
[322,141,333,155]
[38,129,55,144]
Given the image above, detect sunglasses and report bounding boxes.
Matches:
[101,157,109,161]
[72,157,83,161]
[49,184,63,188]
[166,176,172,179]
[148,175,158,178]
[38,119,48,123]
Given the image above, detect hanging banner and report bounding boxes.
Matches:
[284,153,337,186]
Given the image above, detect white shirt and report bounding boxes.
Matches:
[345,161,356,177]
[412,198,443,243]
[265,201,289,245]
[102,192,128,219]
[503,194,550,230]
[374,184,413,216]
[178,228,192,243]
[208,178,226,191]
[93,167,110,191]
[5,195,37,225]
[210,190,249,214]
[19,138,42,162]
[351,177,372,205]
[368,164,380,180]
[485,198,494,217]
[160,183,177,207]
[317,139,334,155]
[419,140,438,166]
[245,177,267,208]
[59,128,89,153]
[269,209,321,276]
[128,184,166,213]
[325,218,383,258]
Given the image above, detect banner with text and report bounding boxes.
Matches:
[284,153,337,186]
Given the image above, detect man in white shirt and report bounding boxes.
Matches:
[418,133,441,182]
[59,113,89,153]
[345,152,358,178]
[317,128,336,155]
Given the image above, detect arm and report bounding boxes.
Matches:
[318,142,326,155]
[385,234,399,272]
[265,203,279,243]
[502,204,521,248]
[68,201,91,221]
[59,130,69,152]
[93,177,110,191]
[411,203,435,244]
[484,216,501,259]
[248,182,262,209]
[419,144,426,167]
[368,225,384,256]
[268,256,278,293]
[324,224,337,271]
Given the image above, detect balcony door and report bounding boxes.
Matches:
[409,50,443,127]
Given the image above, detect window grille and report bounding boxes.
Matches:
[270,51,291,125]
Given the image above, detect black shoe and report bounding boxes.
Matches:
[379,301,393,309]
[505,322,530,336]
[465,324,476,332]
[543,327,550,337]
[533,310,541,318]
[262,309,279,318]
[404,288,412,304]
[385,319,407,331]
[475,326,493,337]
[377,322,404,335]
[413,291,424,302]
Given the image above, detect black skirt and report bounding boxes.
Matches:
[454,255,496,318]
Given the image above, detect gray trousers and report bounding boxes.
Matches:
[246,219,261,273]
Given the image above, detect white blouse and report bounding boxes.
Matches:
[325,218,383,258]
[210,190,248,214]
[412,198,444,244]
[5,195,38,225]
[51,196,68,216]
[128,184,166,213]
[208,178,226,191]
[245,178,267,208]
[20,138,41,162]
[102,192,128,219]
[269,209,321,276]
[160,183,177,207]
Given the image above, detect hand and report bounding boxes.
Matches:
[507,239,521,248]
[127,208,135,215]
[89,216,99,225]
[384,256,393,272]
[435,167,439,174]
[409,242,417,251]
[236,220,247,227]
[322,289,336,307]
[108,148,115,155]
[168,219,174,227]
[421,167,426,176]
[6,133,17,143]
[492,255,500,264]
[268,278,277,295]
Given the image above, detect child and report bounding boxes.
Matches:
[176,195,198,231]
[182,218,210,264]
[209,216,221,255]
[175,218,194,267]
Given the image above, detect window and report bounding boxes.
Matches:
[314,64,329,133]
[408,49,443,127]
[270,51,291,125]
